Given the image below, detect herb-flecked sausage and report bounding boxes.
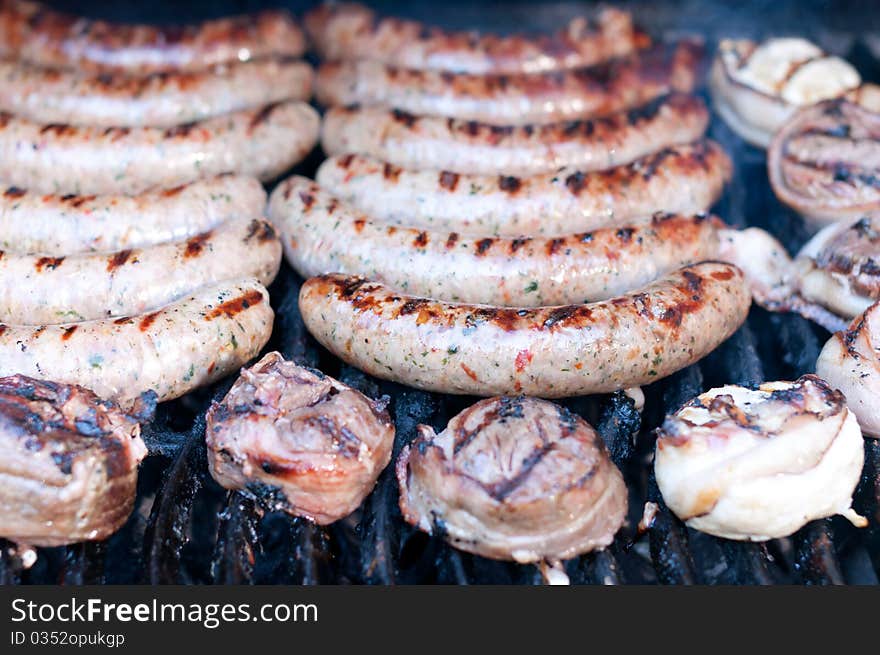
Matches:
[0,278,274,407]
[305,2,644,74]
[315,140,731,236]
[298,263,751,397]
[269,175,724,305]
[0,0,306,73]
[0,217,281,324]
[0,57,314,127]
[315,40,703,125]
[0,174,266,254]
[0,100,319,195]
[320,93,709,176]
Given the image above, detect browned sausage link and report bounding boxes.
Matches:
[304,2,646,74]
[321,93,710,176]
[269,175,724,305]
[315,40,704,125]
[768,99,880,225]
[0,57,314,127]
[0,100,320,195]
[0,0,306,73]
[298,263,751,397]
[315,140,732,236]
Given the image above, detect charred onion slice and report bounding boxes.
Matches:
[0,375,149,547]
[205,352,394,525]
[817,302,880,437]
[768,98,880,226]
[710,38,860,148]
[396,396,627,563]
[654,375,866,541]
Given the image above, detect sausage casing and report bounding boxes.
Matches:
[320,93,709,176]
[0,0,306,73]
[0,57,314,127]
[269,176,723,305]
[0,217,281,324]
[315,41,703,125]
[0,278,274,406]
[0,174,266,254]
[298,263,751,397]
[0,100,319,195]
[305,2,643,74]
[316,140,732,236]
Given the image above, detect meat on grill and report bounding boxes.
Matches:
[206,352,395,525]
[654,375,866,540]
[396,396,627,562]
[320,93,709,177]
[315,41,703,125]
[710,37,860,148]
[816,301,880,437]
[304,2,645,74]
[768,98,880,227]
[315,140,731,237]
[0,374,150,546]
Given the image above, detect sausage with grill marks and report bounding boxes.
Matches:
[315,40,703,125]
[305,2,644,74]
[0,278,274,407]
[0,57,314,128]
[0,0,306,73]
[298,263,751,397]
[270,176,727,305]
[0,174,266,255]
[316,140,731,236]
[0,217,281,324]
[0,100,319,195]
[321,93,709,176]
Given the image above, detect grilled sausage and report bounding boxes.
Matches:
[0,375,150,546]
[0,278,274,407]
[397,396,627,563]
[0,57,314,128]
[270,176,724,305]
[710,38,861,148]
[315,41,703,125]
[654,376,866,540]
[320,93,709,176]
[768,98,880,227]
[316,140,731,236]
[0,0,306,73]
[305,2,644,74]
[298,263,751,397]
[0,174,266,255]
[0,100,319,195]
[206,351,394,525]
[0,217,281,324]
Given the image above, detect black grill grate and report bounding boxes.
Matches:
[1,0,880,585]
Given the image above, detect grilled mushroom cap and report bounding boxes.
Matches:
[205,351,394,525]
[817,301,880,437]
[0,375,149,547]
[396,396,627,563]
[654,375,866,541]
[768,98,880,227]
